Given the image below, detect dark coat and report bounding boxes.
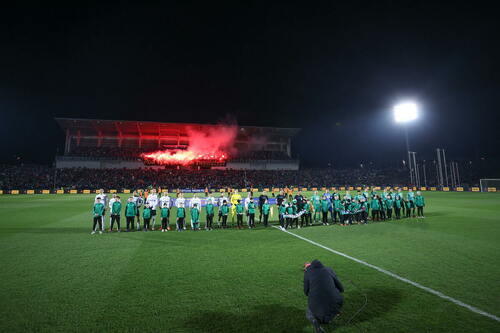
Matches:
[304,260,344,322]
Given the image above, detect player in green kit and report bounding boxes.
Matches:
[415,191,426,218]
[235,199,244,229]
[285,202,294,229]
[142,204,152,231]
[205,199,215,230]
[278,201,287,230]
[220,200,229,228]
[406,189,416,217]
[91,198,105,234]
[110,195,122,232]
[262,199,271,227]
[160,202,170,232]
[320,197,330,225]
[191,203,200,230]
[247,200,256,229]
[394,195,403,219]
[332,194,342,224]
[176,203,186,231]
[379,196,387,220]
[125,197,137,231]
[311,191,321,223]
[404,198,412,218]
[370,195,381,221]
[385,195,394,220]
[302,199,311,227]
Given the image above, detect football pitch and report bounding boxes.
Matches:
[0,192,499,332]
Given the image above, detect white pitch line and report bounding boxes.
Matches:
[273,226,500,323]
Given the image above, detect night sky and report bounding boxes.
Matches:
[1,2,498,168]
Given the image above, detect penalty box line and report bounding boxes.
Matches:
[272,226,500,323]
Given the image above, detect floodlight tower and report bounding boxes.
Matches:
[393,101,419,186]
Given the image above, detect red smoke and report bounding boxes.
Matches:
[141,125,237,165]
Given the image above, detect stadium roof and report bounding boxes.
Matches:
[55,118,301,138]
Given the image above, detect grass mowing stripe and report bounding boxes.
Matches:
[272,226,500,323]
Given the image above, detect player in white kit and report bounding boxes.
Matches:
[146,189,159,230]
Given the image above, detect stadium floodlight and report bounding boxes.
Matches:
[393,100,420,187]
[393,101,418,123]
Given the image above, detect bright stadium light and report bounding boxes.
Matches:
[393,101,418,123]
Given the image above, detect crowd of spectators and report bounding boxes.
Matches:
[66,147,292,162]
[0,164,426,190]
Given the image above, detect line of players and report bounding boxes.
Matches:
[277,187,426,231]
[91,187,426,234]
[91,189,273,234]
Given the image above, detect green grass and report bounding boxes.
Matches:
[0,191,499,332]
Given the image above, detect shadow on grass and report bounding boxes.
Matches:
[333,287,403,330]
[182,304,309,333]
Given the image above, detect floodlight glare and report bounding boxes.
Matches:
[393,102,418,123]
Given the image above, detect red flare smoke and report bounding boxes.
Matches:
[140,125,236,165]
[141,149,227,165]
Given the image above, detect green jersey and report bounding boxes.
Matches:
[279,204,286,215]
[303,203,310,213]
[220,205,229,215]
[415,195,425,207]
[191,208,200,222]
[111,201,122,215]
[407,191,415,201]
[177,207,186,218]
[333,199,342,211]
[206,203,214,215]
[236,203,244,214]
[394,199,402,209]
[312,195,321,208]
[160,207,170,218]
[370,199,380,210]
[93,203,105,216]
[262,203,270,215]
[142,207,151,219]
[385,199,393,209]
[248,202,256,214]
[125,202,136,217]
[320,199,330,213]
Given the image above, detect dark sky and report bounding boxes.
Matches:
[1,2,499,167]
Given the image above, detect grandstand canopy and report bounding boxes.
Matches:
[56,118,301,156]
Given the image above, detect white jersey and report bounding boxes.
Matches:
[205,196,216,205]
[159,195,171,208]
[95,193,108,206]
[218,196,228,207]
[190,197,201,209]
[146,194,159,210]
[133,196,144,208]
[108,197,116,209]
[244,197,252,209]
[175,197,186,208]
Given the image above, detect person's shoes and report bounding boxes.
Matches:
[99,231,103,235]
[312,319,325,333]
[91,231,95,235]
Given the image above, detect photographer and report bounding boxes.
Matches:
[304,260,344,332]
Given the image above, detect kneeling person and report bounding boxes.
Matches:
[304,260,344,333]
